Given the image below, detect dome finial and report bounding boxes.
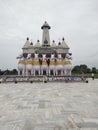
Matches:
[27,37,29,41]
[52,40,55,43]
[37,40,40,43]
[62,37,64,41]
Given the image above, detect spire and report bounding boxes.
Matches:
[41,21,51,47]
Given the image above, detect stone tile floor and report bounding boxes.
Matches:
[0,78,98,130]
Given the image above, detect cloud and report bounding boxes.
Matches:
[0,0,98,69]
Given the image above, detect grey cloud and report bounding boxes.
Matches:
[0,0,98,69]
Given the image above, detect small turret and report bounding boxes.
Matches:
[58,42,61,46]
[51,40,57,47]
[34,40,41,47]
[61,37,69,48]
[23,37,30,49]
[30,42,33,45]
[27,37,29,40]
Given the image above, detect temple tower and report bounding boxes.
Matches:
[19,21,72,76]
[41,21,51,47]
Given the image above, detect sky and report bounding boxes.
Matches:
[0,0,98,70]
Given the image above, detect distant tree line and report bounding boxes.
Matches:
[0,69,18,75]
[72,64,97,74]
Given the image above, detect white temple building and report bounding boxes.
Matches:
[17,21,72,76]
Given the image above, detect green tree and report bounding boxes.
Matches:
[92,67,96,73]
[72,64,91,74]
[86,68,91,73]
[80,64,88,73]
[72,65,80,73]
[11,69,18,75]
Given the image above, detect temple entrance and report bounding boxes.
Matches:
[20,71,22,75]
[35,71,39,75]
[43,70,46,75]
[28,71,31,75]
[58,70,61,75]
[50,70,54,75]
[61,70,64,76]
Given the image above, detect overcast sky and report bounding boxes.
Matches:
[0,0,98,70]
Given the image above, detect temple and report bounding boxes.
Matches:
[17,21,72,76]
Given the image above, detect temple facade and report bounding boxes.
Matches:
[17,21,72,76]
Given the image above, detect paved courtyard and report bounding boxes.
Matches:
[0,78,98,130]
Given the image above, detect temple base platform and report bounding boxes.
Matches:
[0,75,88,83]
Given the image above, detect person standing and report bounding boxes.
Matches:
[91,73,94,80]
